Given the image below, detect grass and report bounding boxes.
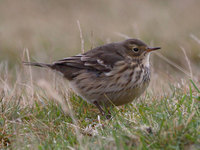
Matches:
[0,68,199,149]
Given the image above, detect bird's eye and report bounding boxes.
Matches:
[132,48,139,53]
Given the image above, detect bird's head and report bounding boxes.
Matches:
[122,39,161,59]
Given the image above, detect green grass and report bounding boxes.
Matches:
[0,77,199,149]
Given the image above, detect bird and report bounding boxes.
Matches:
[24,39,161,117]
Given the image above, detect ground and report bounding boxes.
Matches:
[0,71,199,149]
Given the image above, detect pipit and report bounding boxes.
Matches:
[24,39,161,117]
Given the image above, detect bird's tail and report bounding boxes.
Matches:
[23,61,52,68]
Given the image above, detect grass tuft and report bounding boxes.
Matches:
[0,71,199,149]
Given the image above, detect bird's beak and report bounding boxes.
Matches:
[146,47,161,52]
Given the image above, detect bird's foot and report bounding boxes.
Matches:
[93,101,112,119]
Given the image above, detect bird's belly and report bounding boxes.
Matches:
[69,66,150,106]
[69,75,150,106]
[102,67,150,106]
[107,81,149,106]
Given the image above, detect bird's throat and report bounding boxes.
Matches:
[142,53,150,67]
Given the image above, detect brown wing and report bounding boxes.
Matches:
[51,43,125,80]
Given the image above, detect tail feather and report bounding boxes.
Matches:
[23,61,78,80]
[23,61,52,68]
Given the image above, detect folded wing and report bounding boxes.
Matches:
[52,44,124,80]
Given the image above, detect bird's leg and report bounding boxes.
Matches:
[93,101,112,119]
[105,107,112,119]
[93,101,105,116]
[105,108,111,115]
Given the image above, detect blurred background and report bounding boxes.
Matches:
[0,0,200,83]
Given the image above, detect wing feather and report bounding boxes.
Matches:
[53,44,124,74]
